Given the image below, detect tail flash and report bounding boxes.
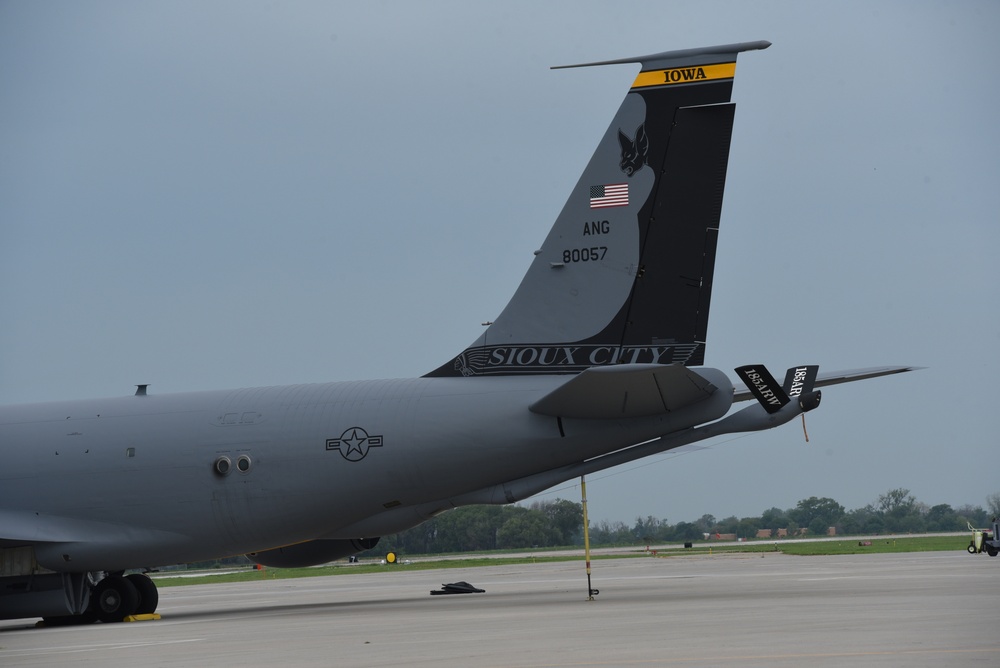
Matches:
[734,365,789,414]
[426,41,770,378]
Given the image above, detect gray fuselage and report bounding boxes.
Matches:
[0,374,733,572]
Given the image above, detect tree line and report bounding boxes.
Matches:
[376,489,1000,554]
[385,499,583,554]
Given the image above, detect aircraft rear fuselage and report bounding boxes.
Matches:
[0,374,733,572]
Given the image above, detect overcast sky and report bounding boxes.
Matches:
[2,1,997,525]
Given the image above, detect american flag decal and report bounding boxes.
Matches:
[589,183,628,209]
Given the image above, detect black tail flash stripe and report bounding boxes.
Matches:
[619,103,736,366]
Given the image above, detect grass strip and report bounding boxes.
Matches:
[152,535,973,587]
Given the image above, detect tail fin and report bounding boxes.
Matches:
[427,41,770,377]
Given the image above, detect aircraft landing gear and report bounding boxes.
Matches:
[88,572,160,622]
[91,574,139,623]
[37,571,159,625]
[5,568,160,626]
[126,573,159,615]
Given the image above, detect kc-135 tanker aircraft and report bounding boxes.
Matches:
[0,41,916,624]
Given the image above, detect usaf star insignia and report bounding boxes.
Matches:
[326,427,383,462]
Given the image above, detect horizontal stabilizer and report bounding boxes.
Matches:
[529,363,717,419]
[734,365,921,403]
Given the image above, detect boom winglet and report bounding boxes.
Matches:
[734,365,789,414]
[733,365,921,403]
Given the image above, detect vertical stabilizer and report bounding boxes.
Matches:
[427,41,769,377]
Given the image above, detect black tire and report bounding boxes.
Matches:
[90,575,139,623]
[126,573,159,614]
[987,547,998,557]
[967,544,977,554]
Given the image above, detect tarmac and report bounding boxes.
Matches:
[1,550,997,667]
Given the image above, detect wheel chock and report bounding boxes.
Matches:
[123,613,162,622]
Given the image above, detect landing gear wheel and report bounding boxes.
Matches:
[126,573,159,614]
[90,575,139,623]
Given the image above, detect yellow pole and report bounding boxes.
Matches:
[581,475,597,600]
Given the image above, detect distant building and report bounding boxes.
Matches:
[769,528,810,538]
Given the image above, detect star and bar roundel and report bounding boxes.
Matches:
[326,427,383,462]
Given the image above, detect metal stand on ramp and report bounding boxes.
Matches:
[581,475,599,600]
